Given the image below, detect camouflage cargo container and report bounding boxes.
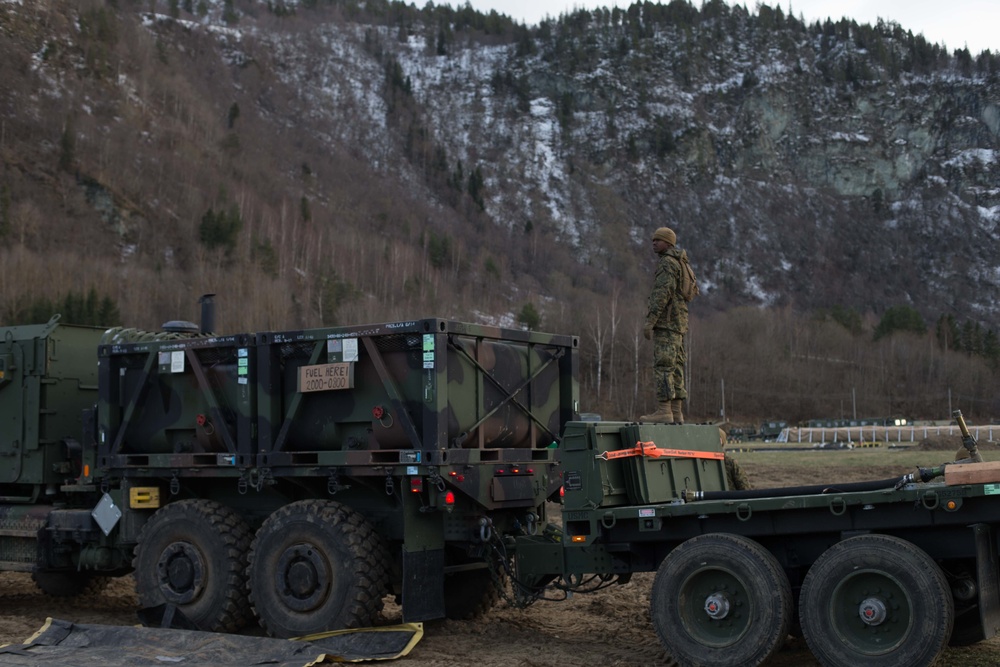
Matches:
[93,317,578,636]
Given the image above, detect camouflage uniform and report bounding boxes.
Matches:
[645,247,688,402]
[718,429,752,490]
[724,455,752,490]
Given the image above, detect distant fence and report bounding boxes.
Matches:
[779,425,997,445]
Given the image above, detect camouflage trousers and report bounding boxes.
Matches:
[652,329,686,401]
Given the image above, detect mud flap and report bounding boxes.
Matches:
[975,523,1000,640]
[402,547,445,622]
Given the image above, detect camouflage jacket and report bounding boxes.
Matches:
[645,247,689,334]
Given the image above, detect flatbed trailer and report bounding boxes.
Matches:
[511,419,1000,667]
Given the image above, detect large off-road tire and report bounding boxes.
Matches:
[247,500,387,638]
[950,607,987,646]
[799,534,954,667]
[32,570,109,597]
[650,533,792,667]
[133,499,253,633]
[442,559,506,620]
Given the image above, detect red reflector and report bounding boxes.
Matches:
[410,477,423,493]
[444,491,455,505]
[527,468,534,474]
[560,486,565,497]
[449,471,457,477]
[497,469,505,475]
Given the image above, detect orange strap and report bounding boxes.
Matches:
[597,441,725,461]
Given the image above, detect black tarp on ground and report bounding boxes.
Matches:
[0,618,423,666]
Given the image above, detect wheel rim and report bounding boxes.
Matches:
[677,565,751,647]
[829,568,912,655]
[274,543,332,612]
[156,541,205,604]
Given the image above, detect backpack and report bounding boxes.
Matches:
[678,250,699,302]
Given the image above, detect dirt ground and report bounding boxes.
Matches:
[3,452,1000,666]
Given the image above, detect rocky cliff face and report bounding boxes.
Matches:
[243,3,999,319]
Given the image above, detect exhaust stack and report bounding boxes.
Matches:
[200,293,216,335]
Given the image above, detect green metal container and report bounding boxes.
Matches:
[617,424,728,503]
[560,421,633,510]
[0,317,104,501]
[254,319,578,465]
[561,422,728,509]
[97,318,578,474]
[97,332,256,471]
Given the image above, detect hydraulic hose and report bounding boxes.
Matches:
[684,466,945,502]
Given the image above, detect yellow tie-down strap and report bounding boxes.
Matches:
[596,441,725,461]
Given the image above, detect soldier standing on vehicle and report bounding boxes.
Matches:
[640,226,688,424]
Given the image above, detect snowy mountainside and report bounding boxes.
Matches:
[2,0,998,328]
[237,4,1000,320]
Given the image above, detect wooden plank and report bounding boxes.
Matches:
[945,461,1000,485]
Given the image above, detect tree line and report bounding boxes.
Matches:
[14,277,996,425]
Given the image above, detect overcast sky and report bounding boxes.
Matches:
[462,0,998,55]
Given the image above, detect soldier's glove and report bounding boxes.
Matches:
[643,324,653,340]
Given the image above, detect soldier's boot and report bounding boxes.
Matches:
[671,399,685,424]
[639,401,673,423]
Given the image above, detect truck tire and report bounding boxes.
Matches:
[949,607,986,646]
[248,500,387,638]
[32,570,109,597]
[650,533,792,667]
[133,499,253,633]
[443,561,505,620]
[799,534,954,667]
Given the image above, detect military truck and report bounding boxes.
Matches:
[1,308,576,637]
[2,308,1000,667]
[752,419,788,441]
